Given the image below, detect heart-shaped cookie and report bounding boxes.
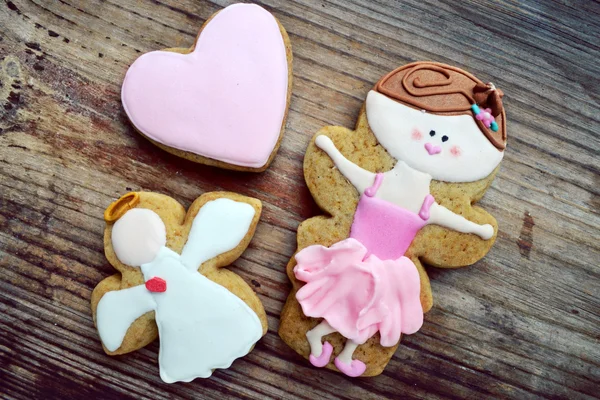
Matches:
[121,3,292,171]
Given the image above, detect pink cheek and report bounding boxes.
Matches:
[450,145,462,157]
[411,128,423,141]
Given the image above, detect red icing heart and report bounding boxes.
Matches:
[145,277,167,293]
[121,4,289,169]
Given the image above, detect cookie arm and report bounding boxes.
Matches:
[427,202,494,240]
[315,135,375,194]
[96,285,156,352]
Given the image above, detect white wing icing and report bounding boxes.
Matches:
[180,198,256,271]
[96,285,156,352]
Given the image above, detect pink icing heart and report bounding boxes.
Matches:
[121,3,289,169]
[424,142,442,155]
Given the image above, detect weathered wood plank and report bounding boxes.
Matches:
[1,0,598,398]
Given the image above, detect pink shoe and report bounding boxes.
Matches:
[334,357,366,377]
[309,341,333,367]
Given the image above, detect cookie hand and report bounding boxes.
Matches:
[315,135,335,153]
[314,134,374,194]
[428,203,495,241]
[478,224,494,240]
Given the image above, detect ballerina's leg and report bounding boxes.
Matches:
[306,320,336,356]
[306,320,336,367]
[336,340,358,364]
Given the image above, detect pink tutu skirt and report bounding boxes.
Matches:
[294,238,423,346]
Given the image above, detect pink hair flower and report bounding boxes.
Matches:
[471,104,499,132]
[476,107,495,127]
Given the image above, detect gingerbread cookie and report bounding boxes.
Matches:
[91,191,267,383]
[121,3,293,172]
[279,62,506,377]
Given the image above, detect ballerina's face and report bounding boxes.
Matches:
[366,90,504,182]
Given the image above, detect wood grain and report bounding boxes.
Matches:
[1,0,598,398]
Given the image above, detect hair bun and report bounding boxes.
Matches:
[473,83,504,118]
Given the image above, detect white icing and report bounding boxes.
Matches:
[306,320,335,357]
[111,208,166,266]
[316,135,430,214]
[428,203,494,239]
[96,284,156,352]
[337,340,359,364]
[366,90,504,183]
[180,198,255,270]
[374,162,432,214]
[141,247,262,383]
[315,134,372,195]
[96,198,262,382]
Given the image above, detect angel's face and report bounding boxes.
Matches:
[366,90,504,183]
[111,208,167,267]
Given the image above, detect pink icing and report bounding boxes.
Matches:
[424,142,442,155]
[309,342,333,367]
[350,174,434,260]
[411,128,423,141]
[363,172,383,197]
[293,174,434,346]
[334,357,366,377]
[418,194,435,220]
[121,3,288,168]
[476,107,496,128]
[450,145,462,157]
[294,238,423,346]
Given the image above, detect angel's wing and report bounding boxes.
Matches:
[96,284,156,352]
[180,198,255,271]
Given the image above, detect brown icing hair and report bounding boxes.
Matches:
[375,61,507,150]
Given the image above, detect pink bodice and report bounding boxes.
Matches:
[350,173,434,260]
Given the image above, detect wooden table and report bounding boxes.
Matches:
[1,0,598,398]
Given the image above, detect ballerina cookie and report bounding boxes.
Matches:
[91,191,267,383]
[121,3,292,172]
[279,61,507,377]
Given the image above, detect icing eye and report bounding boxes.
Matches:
[429,130,435,137]
[442,135,448,142]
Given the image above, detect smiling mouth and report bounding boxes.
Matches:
[424,142,442,155]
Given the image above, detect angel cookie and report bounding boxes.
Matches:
[279,62,507,377]
[91,191,267,383]
[121,3,292,172]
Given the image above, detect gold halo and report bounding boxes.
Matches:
[104,192,140,223]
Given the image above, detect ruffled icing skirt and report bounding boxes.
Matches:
[294,238,423,346]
